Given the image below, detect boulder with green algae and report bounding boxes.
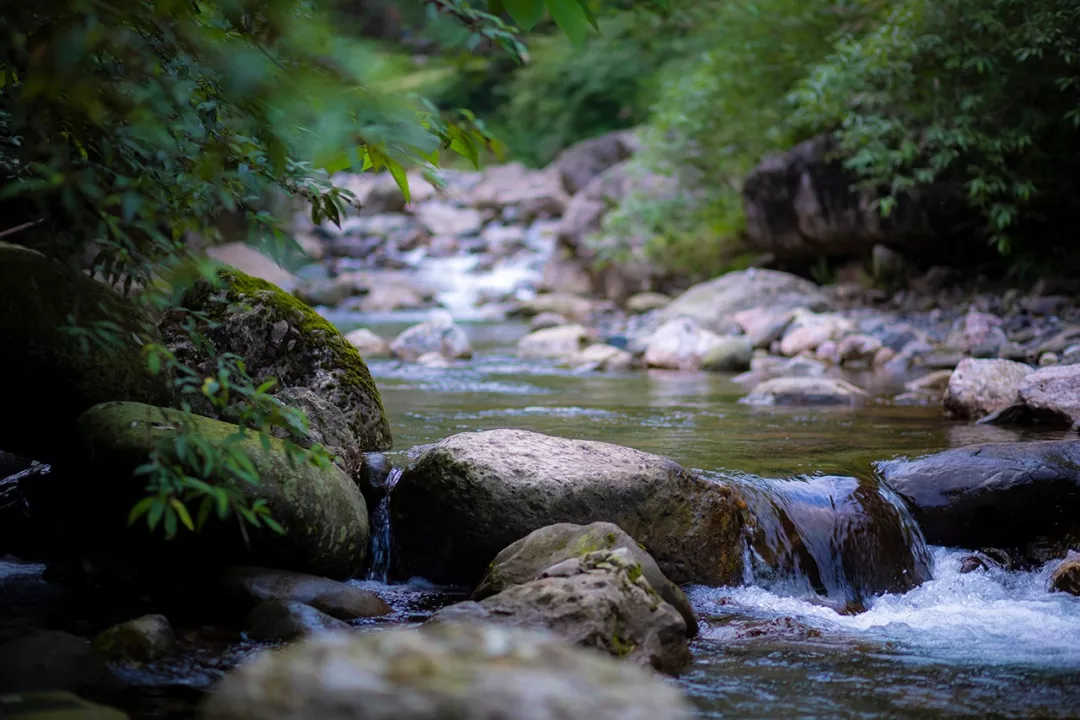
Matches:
[93,614,175,664]
[200,622,694,720]
[0,243,173,462]
[473,522,697,638]
[75,402,370,579]
[0,691,128,719]
[390,429,744,588]
[159,269,391,476]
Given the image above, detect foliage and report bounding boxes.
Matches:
[791,0,1080,256]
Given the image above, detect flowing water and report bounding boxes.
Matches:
[367,467,404,583]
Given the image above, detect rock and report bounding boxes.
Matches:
[1040,352,1059,367]
[904,370,953,394]
[0,452,32,481]
[741,377,869,406]
[472,522,697,637]
[660,269,830,334]
[355,173,408,216]
[293,276,357,308]
[0,691,128,719]
[0,631,116,694]
[1049,555,1080,596]
[551,131,638,195]
[246,600,349,642]
[206,243,297,292]
[0,243,174,462]
[202,623,693,720]
[1017,364,1080,427]
[625,292,672,314]
[732,307,797,349]
[390,429,743,586]
[293,234,325,262]
[540,248,595,297]
[530,312,569,331]
[0,464,63,562]
[642,318,729,371]
[160,269,392,472]
[344,328,389,357]
[93,615,175,664]
[515,293,596,322]
[481,223,528,255]
[871,244,909,286]
[568,344,633,372]
[517,324,590,358]
[221,566,390,620]
[351,284,431,313]
[389,312,472,362]
[74,403,370,579]
[271,388,364,474]
[414,202,484,237]
[470,163,569,220]
[778,311,854,357]
[837,334,884,366]
[429,549,690,674]
[877,441,1080,550]
[942,358,1033,420]
[700,338,754,373]
[416,352,453,368]
[945,310,1007,355]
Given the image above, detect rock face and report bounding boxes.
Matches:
[1049,555,1080,596]
[389,312,472,362]
[246,600,349,642]
[201,623,694,720]
[741,134,974,264]
[741,377,869,406]
[429,549,690,674]
[642,318,730,371]
[473,522,697,637]
[221,566,389,620]
[659,269,830,334]
[517,324,590,358]
[877,441,1080,551]
[390,429,743,586]
[0,243,174,462]
[75,402,370,580]
[943,358,1033,420]
[93,615,175,664]
[160,269,392,475]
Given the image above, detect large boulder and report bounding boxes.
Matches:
[429,549,690,674]
[201,623,694,720]
[389,429,743,586]
[74,402,370,579]
[389,312,472,362]
[0,243,174,462]
[473,522,697,637]
[1017,364,1080,427]
[551,130,639,195]
[160,269,392,475]
[877,441,1080,552]
[942,358,1033,420]
[1049,555,1080,596]
[221,566,389,620]
[659,269,831,334]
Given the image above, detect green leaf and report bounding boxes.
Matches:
[547,0,589,46]
[387,161,410,204]
[128,496,157,526]
[505,0,546,30]
[196,495,213,531]
[262,515,286,534]
[164,508,178,538]
[170,499,195,531]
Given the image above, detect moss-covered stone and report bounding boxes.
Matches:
[160,269,392,475]
[75,402,370,579]
[92,615,175,664]
[0,243,173,461]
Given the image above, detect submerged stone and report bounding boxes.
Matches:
[221,566,389,620]
[93,614,175,664]
[245,600,349,642]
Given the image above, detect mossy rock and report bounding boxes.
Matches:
[0,243,173,461]
[75,402,370,579]
[160,268,392,475]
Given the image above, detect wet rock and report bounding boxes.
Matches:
[1049,555,1080,596]
[642,318,730,371]
[0,243,174,462]
[246,600,349,642]
[470,163,569,220]
[1016,364,1080,428]
[778,311,854,357]
[344,328,389,357]
[0,691,128,719]
[271,388,364,474]
[530,312,569,331]
[473,522,697,637]
[732,307,798,349]
[429,549,690,674]
[515,293,596,322]
[390,429,743,587]
[358,453,393,508]
[293,276,355,308]
[222,567,390,620]
[837,334,884,366]
[660,269,830,334]
[201,622,694,720]
[741,377,869,406]
[0,631,117,694]
[74,403,371,579]
[350,284,432,313]
[206,243,297,292]
[877,441,1080,550]
[389,312,472,362]
[414,202,484,237]
[481,223,528,255]
[160,269,392,464]
[416,352,453,368]
[568,344,633,372]
[354,173,408,216]
[0,452,32,481]
[904,370,953,394]
[1040,352,1059,367]
[552,131,638,195]
[943,358,1033,420]
[93,615,175,664]
[945,310,1007,356]
[517,324,590,358]
[625,292,672,314]
[701,337,754,373]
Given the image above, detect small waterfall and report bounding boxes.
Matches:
[367,467,404,583]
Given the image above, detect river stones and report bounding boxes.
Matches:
[246,600,349,642]
[473,522,697,637]
[942,358,1033,420]
[642,318,732,371]
[517,324,590,358]
[390,429,743,587]
[93,615,175,664]
[73,402,370,579]
[1016,364,1080,427]
[1049,555,1080,596]
[430,549,691,674]
[0,243,173,462]
[389,311,472,362]
[740,377,869,406]
[877,441,1080,552]
[221,567,390,620]
[201,623,695,720]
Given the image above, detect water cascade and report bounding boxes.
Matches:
[367,467,404,583]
